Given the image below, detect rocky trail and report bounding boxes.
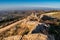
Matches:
[0,12,60,40]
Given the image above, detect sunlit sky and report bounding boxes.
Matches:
[0,0,60,10]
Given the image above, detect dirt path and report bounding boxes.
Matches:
[0,19,25,33]
[40,12,58,18]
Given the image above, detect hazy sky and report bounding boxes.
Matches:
[0,0,60,10]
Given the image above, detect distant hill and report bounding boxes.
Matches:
[44,12,60,19]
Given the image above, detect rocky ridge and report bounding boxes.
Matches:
[0,12,60,40]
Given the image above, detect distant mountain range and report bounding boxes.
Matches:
[0,7,60,11]
[0,7,60,16]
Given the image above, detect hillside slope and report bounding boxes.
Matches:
[0,12,60,40]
